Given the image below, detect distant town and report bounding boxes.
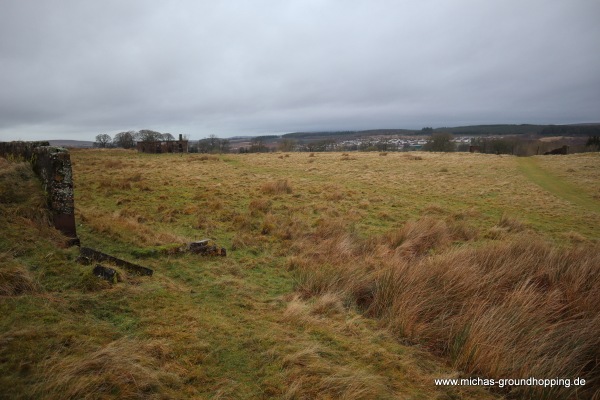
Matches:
[48,123,600,156]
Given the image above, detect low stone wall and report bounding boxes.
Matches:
[0,141,78,245]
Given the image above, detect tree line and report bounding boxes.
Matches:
[94,130,233,154]
[94,130,180,149]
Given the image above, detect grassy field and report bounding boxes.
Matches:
[1,150,599,399]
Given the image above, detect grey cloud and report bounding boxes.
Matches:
[1,0,599,141]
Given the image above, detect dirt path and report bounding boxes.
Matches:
[517,157,600,214]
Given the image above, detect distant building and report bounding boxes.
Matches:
[136,134,188,154]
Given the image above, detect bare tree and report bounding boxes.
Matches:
[137,129,163,142]
[113,131,136,149]
[94,134,112,148]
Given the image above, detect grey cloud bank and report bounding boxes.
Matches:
[1,0,599,141]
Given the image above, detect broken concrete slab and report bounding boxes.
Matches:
[79,247,153,276]
[188,239,226,256]
[93,264,119,284]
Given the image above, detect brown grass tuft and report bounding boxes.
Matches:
[323,187,344,201]
[497,213,526,232]
[310,292,345,316]
[282,296,310,325]
[261,179,293,195]
[197,154,220,161]
[385,217,450,258]
[249,198,272,214]
[78,209,185,246]
[103,159,124,169]
[292,219,600,399]
[36,338,182,399]
[0,254,39,296]
[423,203,447,215]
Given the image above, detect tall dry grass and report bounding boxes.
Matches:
[261,179,293,195]
[292,216,600,399]
[35,338,182,399]
[78,208,186,247]
[0,253,39,296]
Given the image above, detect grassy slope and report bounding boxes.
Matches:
[1,153,497,399]
[2,150,599,398]
[518,155,600,215]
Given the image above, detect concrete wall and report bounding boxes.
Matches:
[0,141,50,160]
[0,141,78,245]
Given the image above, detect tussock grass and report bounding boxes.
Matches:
[282,366,392,400]
[310,292,345,316]
[196,154,220,161]
[0,253,39,296]
[248,198,272,214]
[36,338,181,399]
[322,185,345,201]
[261,179,293,195]
[385,216,451,258]
[497,212,526,232]
[259,213,308,241]
[422,203,447,215]
[292,219,600,399]
[79,208,185,246]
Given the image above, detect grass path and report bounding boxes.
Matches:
[518,156,600,214]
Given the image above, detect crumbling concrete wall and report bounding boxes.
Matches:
[0,141,78,245]
[0,141,50,160]
[79,247,153,276]
[544,145,569,155]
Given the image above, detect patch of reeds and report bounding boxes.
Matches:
[292,216,600,399]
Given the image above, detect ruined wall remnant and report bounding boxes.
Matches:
[0,141,78,245]
[188,239,227,256]
[32,147,78,242]
[0,141,50,160]
[544,145,569,155]
[79,247,154,276]
[93,264,119,283]
[136,139,189,154]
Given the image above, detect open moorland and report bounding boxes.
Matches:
[1,150,599,399]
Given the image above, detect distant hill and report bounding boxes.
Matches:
[282,129,416,141]
[48,140,94,148]
[431,124,546,136]
[279,124,600,141]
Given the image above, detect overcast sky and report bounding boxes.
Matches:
[1,0,599,141]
